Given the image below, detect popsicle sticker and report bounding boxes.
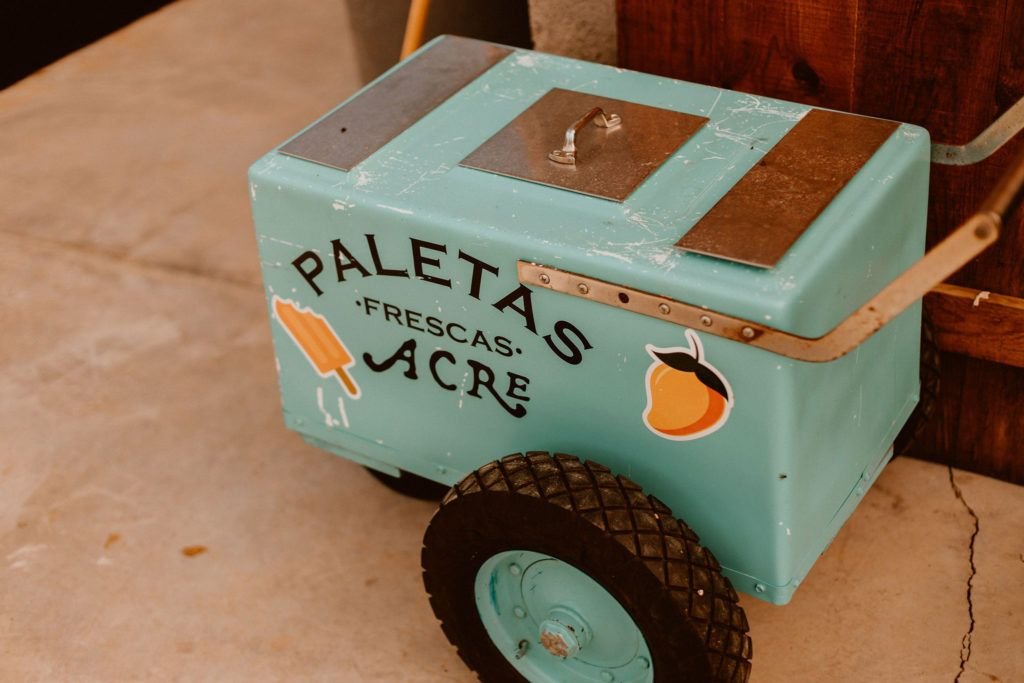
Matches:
[642,330,733,441]
[273,296,361,399]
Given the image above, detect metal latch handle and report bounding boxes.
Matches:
[548,107,621,165]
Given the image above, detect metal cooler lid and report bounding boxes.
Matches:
[280,37,513,172]
[460,87,708,202]
[675,109,900,268]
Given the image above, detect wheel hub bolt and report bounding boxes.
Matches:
[538,606,591,659]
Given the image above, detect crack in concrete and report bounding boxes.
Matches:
[948,467,979,683]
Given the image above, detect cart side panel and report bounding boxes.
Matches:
[252,164,923,604]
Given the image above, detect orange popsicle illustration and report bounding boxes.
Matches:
[273,296,361,398]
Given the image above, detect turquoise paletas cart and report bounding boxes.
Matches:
[250,37,1024,683]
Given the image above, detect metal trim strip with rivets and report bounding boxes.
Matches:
[518,208,1002,362]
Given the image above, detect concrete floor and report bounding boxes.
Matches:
[1,1,1022,681]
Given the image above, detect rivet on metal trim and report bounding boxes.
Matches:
[741,326,756,339]
[700,315,712,327]
[577,283,590,295]
[658,303,671,315]
[539,273,551,285]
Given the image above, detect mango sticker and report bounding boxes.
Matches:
[643,330,733,441]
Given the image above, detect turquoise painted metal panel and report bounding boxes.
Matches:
[250,37,929,604]
[475,550,653,680]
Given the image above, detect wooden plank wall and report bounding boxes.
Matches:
[618,0,1024,483]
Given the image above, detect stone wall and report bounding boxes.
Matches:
[527,0,617,64]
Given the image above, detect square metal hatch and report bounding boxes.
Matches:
[674,109,900,268]
[280,37,513,172]
[461,88,708,202]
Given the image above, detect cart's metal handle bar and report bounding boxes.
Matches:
[520,145,1024,363]
[932,96,1024,165]
[548,107,621,165]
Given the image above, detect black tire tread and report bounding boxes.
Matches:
[429,452,752,682]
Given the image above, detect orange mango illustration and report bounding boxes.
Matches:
[274,296,361,398]
[643,330,732,441]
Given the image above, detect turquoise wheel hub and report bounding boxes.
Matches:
[474,550,653,682]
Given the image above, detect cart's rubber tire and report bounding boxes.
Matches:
[364,466,450,501]
[422,452,752,682]
[895,313,940,455]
